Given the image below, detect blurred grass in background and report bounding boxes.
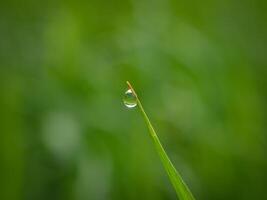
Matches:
[0,0,267,199]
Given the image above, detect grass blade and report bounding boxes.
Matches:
[126,81,195,200]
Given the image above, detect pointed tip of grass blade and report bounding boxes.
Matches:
[126,81,133,90]
[126,81,138,97]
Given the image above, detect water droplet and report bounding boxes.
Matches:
[123,89,137,108]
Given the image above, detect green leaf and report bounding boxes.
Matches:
[126,81,196,200]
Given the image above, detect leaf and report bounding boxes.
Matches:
[126,81,196,200]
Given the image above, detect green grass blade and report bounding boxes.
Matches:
[126,81,195,200]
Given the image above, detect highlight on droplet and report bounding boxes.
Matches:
[123,89,137,108]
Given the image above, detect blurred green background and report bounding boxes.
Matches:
[0,0,267,199]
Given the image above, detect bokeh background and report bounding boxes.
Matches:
[0,0,267,200]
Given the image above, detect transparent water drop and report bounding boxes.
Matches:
[123,89,137,108]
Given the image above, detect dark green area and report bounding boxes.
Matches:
[0,0,267,199]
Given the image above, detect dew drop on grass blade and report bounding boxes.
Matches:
[123,81,196,200]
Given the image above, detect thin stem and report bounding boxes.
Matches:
[126,81,195,200]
